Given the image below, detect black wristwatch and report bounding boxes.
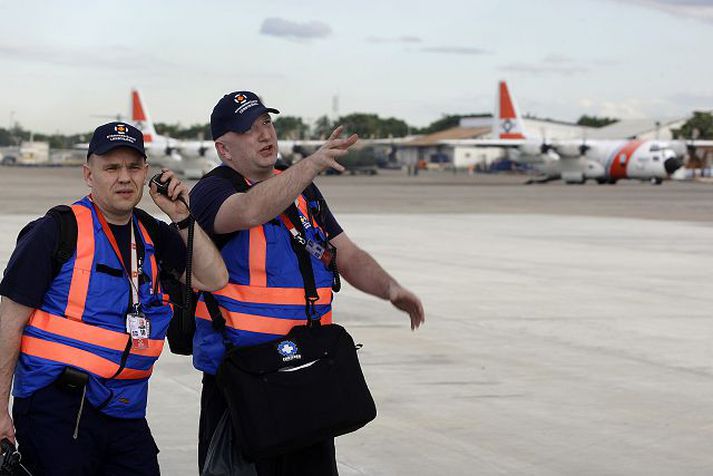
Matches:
[172,215,193,231]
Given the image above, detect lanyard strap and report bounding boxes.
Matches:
[281,204,321,323]
[279,206,335,268]
[91,200,140,308]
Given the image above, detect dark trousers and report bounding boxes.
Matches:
[199,373,338,476]
[12,382,160,476]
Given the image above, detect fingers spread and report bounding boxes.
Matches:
[327,125,344,141]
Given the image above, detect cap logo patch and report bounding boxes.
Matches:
[235,99,259,115]
[106,124,137,144]
[234,94,247,104]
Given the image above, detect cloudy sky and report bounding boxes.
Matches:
[0,0,712,133]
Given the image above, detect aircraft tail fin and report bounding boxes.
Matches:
[495,81,527,140]
[131,89,157,144]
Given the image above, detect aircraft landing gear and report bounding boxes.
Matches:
[650,177,663,185]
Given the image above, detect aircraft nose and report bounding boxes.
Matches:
[664,157,683,174]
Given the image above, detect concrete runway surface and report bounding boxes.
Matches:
[1,167,712,475]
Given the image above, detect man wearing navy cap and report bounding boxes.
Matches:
[191,92,425,475]
[0,121,228,475]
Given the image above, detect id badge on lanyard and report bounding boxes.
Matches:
[281,211,334,267]
[126,309,151,350]
[93,201,151,351]
[126,223,150,349]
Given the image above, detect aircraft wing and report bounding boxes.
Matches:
[438,138,526,148]
[280,137,411,148]
[688,140,713,147]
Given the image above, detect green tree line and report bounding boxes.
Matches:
[9,112,707,148]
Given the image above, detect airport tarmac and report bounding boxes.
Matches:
[1,167,713,475]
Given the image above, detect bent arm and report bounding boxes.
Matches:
[214,158,321,233]
[214,127,358,234]
[0,297,33,443]
[331,233,425,330]
[148,169,228,292]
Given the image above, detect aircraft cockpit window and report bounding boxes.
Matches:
[650,144,661,152]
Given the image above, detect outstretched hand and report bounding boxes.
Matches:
[389,285,425,331]
[307,126,359,174]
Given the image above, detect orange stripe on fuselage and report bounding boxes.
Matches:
[609,140,643,180]
[500,133,525,139]
[213,283,332,306]
[64,205,94,321]
[28,310,164,357]
[21,336,153,380]
[196,301,332,335]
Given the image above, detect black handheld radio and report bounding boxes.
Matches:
[150,173,172,197]
[149,173,196,354]
[1,438,32,475]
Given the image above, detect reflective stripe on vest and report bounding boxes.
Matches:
[21,336,152,380]
[28,309,164,357]
[196,301,332,335]
[213,283,332,306]
[64,204,94,320]
[249,226,267,287]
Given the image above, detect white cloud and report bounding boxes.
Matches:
[260,18,332,40]
[581,97,679,119]
[500,62,588,76]
[366,35,422,44]
[421,46,489,55]
[618,0,713,22]
[0,44,175,72]
[542,54,576,64]
[500,53,589,76]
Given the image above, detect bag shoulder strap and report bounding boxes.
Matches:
[46,205,77,271]
[282,204,321,324]
[20,205,78,278]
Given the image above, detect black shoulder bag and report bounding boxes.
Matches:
[215,202,376,461]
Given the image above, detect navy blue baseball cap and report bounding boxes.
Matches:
[210,91,279,140]
[87,121,147,160]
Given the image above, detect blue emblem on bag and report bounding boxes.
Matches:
[277,340,302,362]
[277,340,298,358]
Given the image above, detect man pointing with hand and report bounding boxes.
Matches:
[190,91,425,475]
